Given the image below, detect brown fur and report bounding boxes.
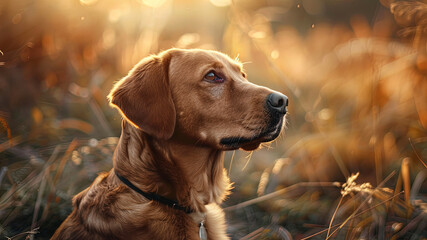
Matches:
[52,49,286,240]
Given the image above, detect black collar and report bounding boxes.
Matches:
[114,171,194,214]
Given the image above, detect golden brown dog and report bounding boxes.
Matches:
[52,48,288,240]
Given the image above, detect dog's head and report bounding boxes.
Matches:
[108,48,287,151]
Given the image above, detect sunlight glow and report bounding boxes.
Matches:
[139,0,167,8]
[209,0,232,7]
[176,33,200,48]
[79,0,98,6]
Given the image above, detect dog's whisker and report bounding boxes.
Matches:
[242,151,254,171]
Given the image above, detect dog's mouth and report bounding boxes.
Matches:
[220,117,284,151]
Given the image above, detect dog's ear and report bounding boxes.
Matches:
[108,52,176,139]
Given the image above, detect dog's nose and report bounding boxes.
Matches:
[266,92,288,114]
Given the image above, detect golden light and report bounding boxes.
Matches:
[209,0,232,7]
[318,108,332,121]
[176,33,200,48]
[108,9,122,23]
[102,29,116,50]
[79,0,98,6]
[271,50,279,59]
[248,30,266,39]
[139,0,168,8]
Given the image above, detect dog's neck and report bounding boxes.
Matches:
[113,121,230,212]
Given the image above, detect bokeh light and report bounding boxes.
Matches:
[139,0,168,8]
[209,0,232,7]
[79,0,98,6]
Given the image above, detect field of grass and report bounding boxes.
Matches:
[0,0,426,239]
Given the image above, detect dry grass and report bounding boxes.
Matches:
[0,0,426,239]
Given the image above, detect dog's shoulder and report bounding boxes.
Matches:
[54,172,133,239]
[74,172,131,217]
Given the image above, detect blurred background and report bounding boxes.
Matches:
[0,0,426,239]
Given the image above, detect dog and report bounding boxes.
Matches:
[52,48,288,240]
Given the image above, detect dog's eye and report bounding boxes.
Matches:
[204,71,224,83]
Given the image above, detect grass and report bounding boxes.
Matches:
[0,0,426,239]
